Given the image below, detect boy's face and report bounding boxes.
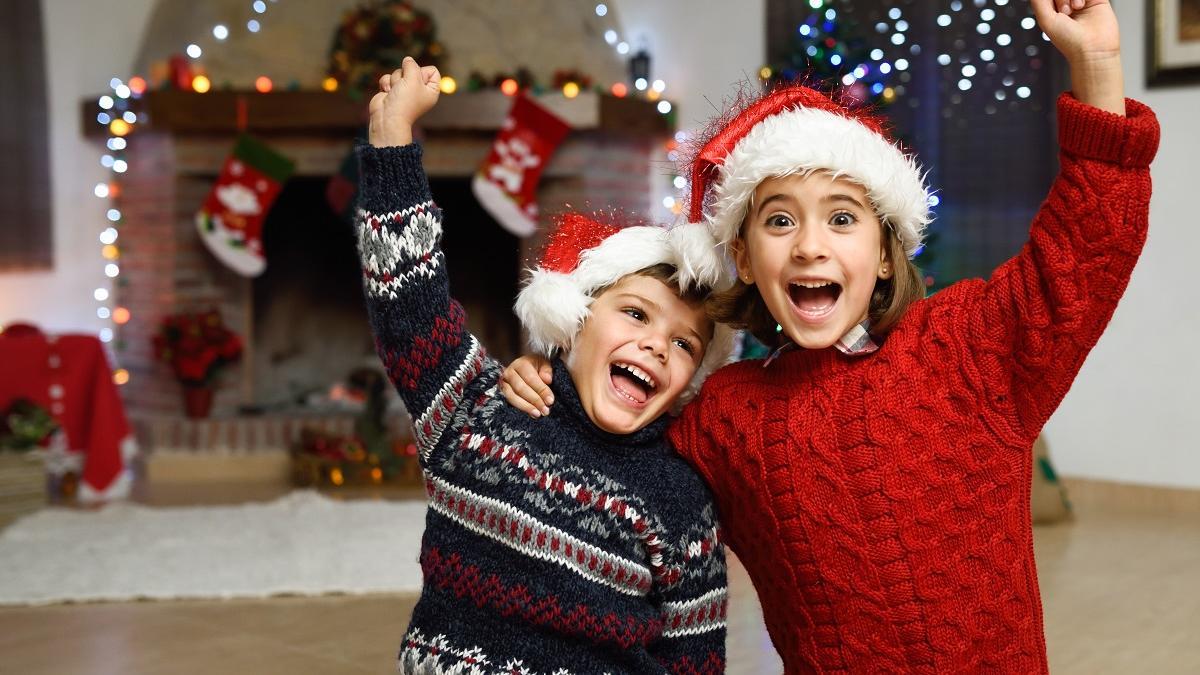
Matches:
[564,274,711,435]
[732,172,892,350]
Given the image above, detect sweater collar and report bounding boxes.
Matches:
[548,359,670,448]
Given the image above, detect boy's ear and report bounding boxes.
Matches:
[730,238,753,284]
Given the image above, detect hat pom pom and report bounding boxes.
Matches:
[514,269,593,356]
[667,223,732,291]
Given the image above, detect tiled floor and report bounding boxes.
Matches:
[0,486,1197,674]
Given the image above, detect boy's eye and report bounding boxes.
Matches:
[830,211,858,228]
[623,307,646,322]
[673,337,696,355]
[765,214,793,229]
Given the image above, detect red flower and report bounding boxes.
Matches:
[153,309,243,386]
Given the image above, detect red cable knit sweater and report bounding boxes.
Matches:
[669,94,1160,673]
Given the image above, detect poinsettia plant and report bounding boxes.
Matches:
[0,399,59,452]
[152,309,243,387]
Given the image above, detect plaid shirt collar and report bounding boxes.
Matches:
[763,319,879,367]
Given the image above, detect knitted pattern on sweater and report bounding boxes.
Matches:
[355,143,727,674]
[669,94,1159,674]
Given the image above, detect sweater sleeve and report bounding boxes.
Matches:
[648,502,728,675]
[355,143,488,464]
[965,94,1159,441]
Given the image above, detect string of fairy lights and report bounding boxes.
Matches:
[92,1,680,386]
[93,0,284,387]
[932,0,1053,116]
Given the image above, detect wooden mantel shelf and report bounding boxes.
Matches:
[81,89,670,138]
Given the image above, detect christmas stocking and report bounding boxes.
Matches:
[471,95,570,238]
[326,138,361,224]
[196,135,295,277]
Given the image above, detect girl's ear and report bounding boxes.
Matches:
[878,232,894,280]
[730,237,754,285]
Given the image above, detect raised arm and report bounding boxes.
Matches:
[967,1,1160,439]
[357,58,488,462]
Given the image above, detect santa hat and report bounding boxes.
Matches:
[688,85,932,258]
[514,213,736,405]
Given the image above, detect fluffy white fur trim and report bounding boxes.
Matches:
[666,222,734,292]
[515,269,593,356]
[708,106,931,258]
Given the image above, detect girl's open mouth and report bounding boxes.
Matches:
[788,280,842,320]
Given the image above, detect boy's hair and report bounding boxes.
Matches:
[616,263,713,308]
[706,224,924,349]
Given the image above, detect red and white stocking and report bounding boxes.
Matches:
[471,95,570,238]
[195,135,294,277]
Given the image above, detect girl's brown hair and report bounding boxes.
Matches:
[706,222,924,349]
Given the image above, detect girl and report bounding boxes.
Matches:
[501,1,1159,671]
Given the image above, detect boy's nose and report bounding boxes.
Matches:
[639,333,668,362]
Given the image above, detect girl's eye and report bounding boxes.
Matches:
[830,211,858,228]
[765,214,793,229]
[623,307,646,322]
[673,338,696,355]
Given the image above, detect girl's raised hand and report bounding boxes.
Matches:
[1032,0,1124,115]
[499,355,555,418]
[1031,0,1119,65]
[368,56,441,147]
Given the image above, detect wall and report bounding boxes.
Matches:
[1040,3,1200,489]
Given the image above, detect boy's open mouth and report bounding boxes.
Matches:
[788,279,842,319]
[609,362,658,405]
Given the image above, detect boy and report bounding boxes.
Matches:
[359,57,733,674]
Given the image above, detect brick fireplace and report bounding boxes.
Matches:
[85,90,670,452]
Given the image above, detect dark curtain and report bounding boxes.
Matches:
[0,0,52,271]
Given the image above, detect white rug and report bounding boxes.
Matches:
[0,491,427,606]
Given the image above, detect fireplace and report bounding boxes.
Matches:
[251,175,524,410]
[87,89,669,451]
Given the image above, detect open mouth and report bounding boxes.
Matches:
[609,362,658,406]
[788,279,842,320]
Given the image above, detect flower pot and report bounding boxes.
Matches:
[183,386,214,419]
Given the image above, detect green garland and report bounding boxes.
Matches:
[327,0,444,99]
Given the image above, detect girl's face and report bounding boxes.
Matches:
[564,274,712,434]
[731,172,892,350]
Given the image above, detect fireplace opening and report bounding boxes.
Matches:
[250,175,522,410]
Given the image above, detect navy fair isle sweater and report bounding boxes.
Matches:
[355,143,728,675]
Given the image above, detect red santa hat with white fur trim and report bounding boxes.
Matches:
[514,213,736,405]
[687,85,932,258]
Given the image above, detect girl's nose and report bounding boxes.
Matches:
[791,223,830,262]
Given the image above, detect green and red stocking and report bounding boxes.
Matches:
[196,135,295,277]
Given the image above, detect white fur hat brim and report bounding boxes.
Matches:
[514,222,734,404]
[709,106,931,258]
